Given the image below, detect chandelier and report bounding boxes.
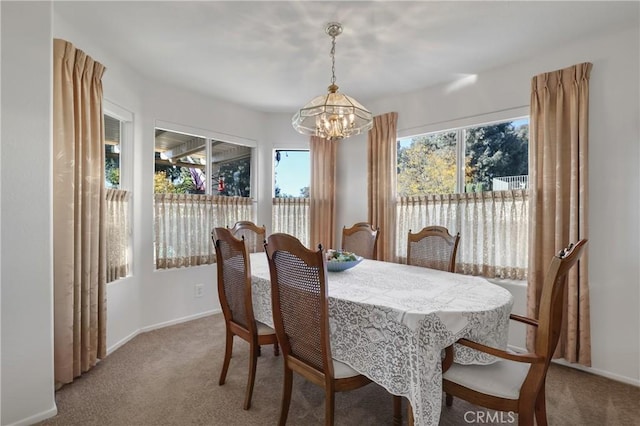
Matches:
[292,22,373,140]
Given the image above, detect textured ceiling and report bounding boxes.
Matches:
[53,1,639,113]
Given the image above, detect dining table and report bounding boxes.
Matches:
[249,253,514,426]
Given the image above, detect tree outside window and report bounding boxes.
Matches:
[465,121,529,192]
[397,119,529,196]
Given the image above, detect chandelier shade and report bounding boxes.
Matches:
[292,23,373,140]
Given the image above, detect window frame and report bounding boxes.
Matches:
[272,148,310,198]
[395,107,530,280]
[103,99,134,281]
[154,120,258,198]
[397,107,529,196]
[104,100,134,191]
[152,121,258,270]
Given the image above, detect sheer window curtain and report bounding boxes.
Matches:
[528,63,591,365]
[396,190,529,280]
[272,197,310,248]
[309,136,337,249]
[106,189,131,282]
[154,194,253,269]
[53,39,107,386]
[368,112,398,262]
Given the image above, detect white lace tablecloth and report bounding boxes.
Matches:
[249,254,513,426]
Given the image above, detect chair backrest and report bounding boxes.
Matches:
[407,226,460,272]
[535,239,588,360]
[341,222,379,260]
[265,233,332,377]
[228,221,266,253]
[213,227,255,333]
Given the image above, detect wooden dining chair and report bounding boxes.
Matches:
[394,225,460,424]
[341,222,379,259]
[265,233,372,426]
[212,227,279,410]
[228,220,266,253]
[443,239,588,426]
[407,226,460,272]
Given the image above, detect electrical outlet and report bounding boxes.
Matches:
[194,283,204,298]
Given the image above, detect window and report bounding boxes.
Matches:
[398,119,529,196]
[273,150,310,198]
[396,118,529,280]
[153,129,253,197]
[464,120,529,193]
[104,114,122,189]
[272,150,310,247]
[154,129,207,194]
[103,102,133,282]
[397,131,457,196]
[153,127,255,269]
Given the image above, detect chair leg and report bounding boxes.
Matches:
[278,367,293,426]
[325,388,335,426]
[392,395,402,426]
[407,401,414,426]
[535,382,548,426]
[445,393,453,406]
[243,342,259,410]
[273,342,280,356]
[518,405,534,426]
[219,329,233,385]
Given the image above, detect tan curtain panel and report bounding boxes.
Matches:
[309,136,337,250]
[53,38,107,386]
[368,112,398,261]
[272,197,310,248]
[397,189,529,280]
[154,194,253,269]
[106,189,131,283]
[528,62,591,365]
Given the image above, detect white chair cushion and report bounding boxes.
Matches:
[443,359,531,400]
[256,321,275,335]
[332,358,362,379]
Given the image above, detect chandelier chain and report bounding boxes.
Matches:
[330,35,336,85]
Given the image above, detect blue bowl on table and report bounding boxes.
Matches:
[326,256,363,272]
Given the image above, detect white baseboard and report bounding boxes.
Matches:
[5,405,57,426]
[139,309,220,333]
[508,344,640,387]
[107,309,222,355]
[107,329,141,356]
[551,358,640,387]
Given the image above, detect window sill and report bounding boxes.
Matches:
[487,277,527,288]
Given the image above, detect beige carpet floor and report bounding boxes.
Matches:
[38,314,639,425]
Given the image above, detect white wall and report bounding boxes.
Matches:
[1,2,56,425]
[335,133,369,244]
[136,84,267,329]
[336,24,640,385]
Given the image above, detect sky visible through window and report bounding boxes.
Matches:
[274,150,310,197]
